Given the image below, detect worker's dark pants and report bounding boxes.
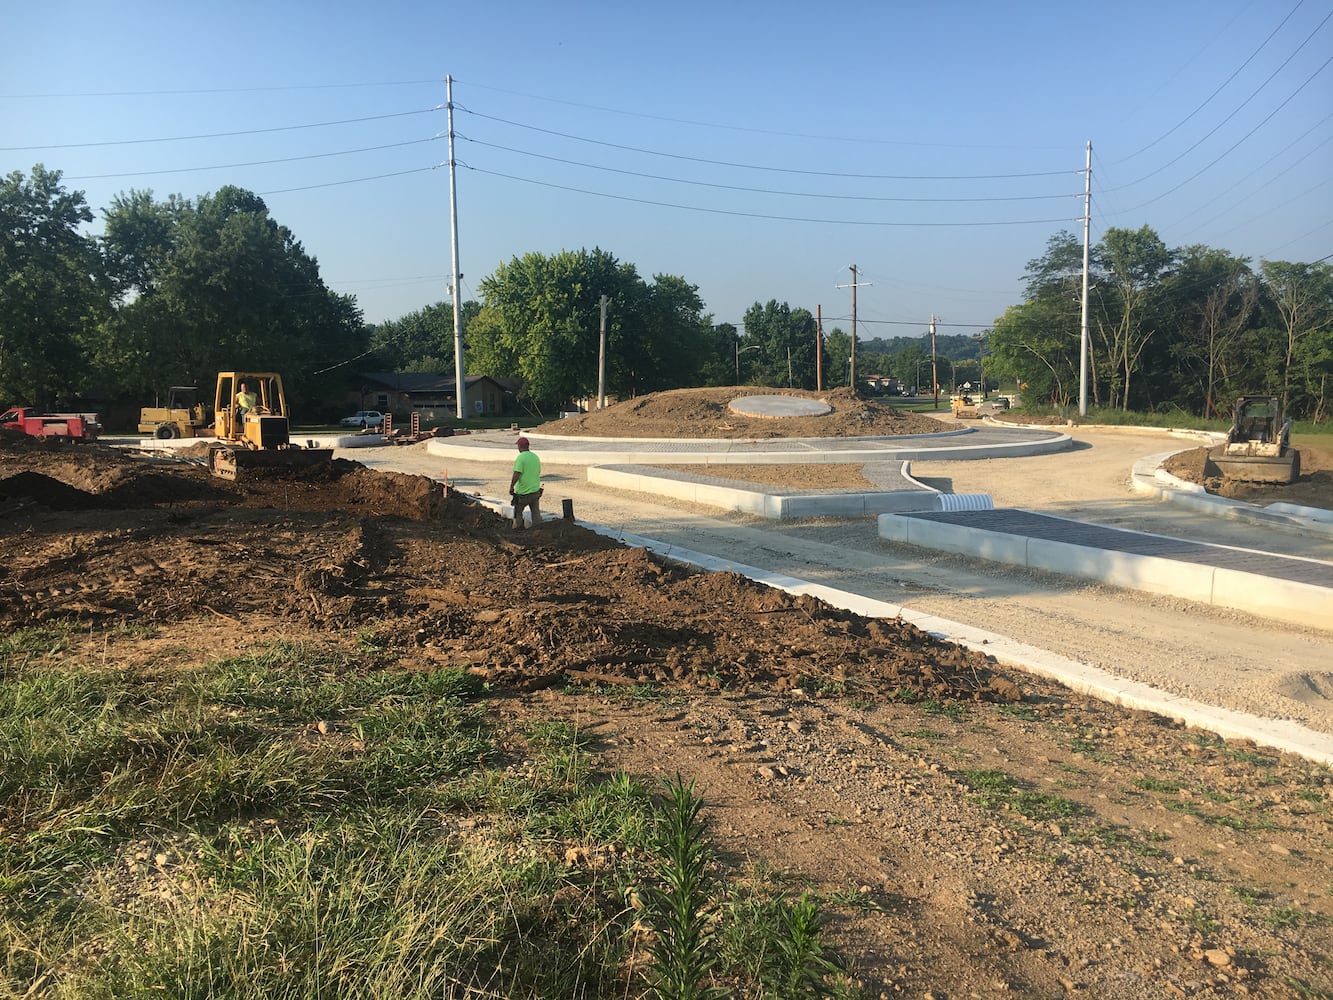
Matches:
[512,490,542,529]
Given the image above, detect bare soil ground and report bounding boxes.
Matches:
[3,396,1332,998]
[1161,443,1333,510]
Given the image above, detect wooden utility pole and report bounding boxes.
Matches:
[447,75,465,420]
[850,265,857,387]
[836,266,872,388]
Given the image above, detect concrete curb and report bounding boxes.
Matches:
[876,508,1333,628]
[112,433,390,453]
[560,520,1333,766]
[585,464,941,519]
[426,428,1073,466]
[1130,449,1333,539]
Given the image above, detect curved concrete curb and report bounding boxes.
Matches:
[1131,450,1333,539]
[426,427,1074,466]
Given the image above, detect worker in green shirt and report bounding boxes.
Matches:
[509,436,542,529]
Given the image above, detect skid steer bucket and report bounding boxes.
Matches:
[1207,395,1301,485]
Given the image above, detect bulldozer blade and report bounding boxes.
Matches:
[209,445,333,481]
[1208,448,1300,485]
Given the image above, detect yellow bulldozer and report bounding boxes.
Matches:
[208,371,332,480]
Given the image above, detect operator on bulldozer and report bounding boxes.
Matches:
[208,371,331,481]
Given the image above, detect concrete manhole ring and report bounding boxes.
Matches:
[728,395,831,418]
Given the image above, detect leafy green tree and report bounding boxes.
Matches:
[473,248,637,408]
[697,322,739,387]
[741,300,822,389]
[1164,247,1256,417]
[989,300,1079,407]
[1259,260,1333,417]
[99,185,365,411]
[369,300,481,373]
[0,165,108,407]
[629,273,713,394]
[822,327,851,387]
[985,233,1086,407]
[1092,225,1175,409]
[472,248,712,409]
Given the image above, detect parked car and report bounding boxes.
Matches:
[339,410,384,429]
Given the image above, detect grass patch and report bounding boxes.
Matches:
[921,698,967,720]
[1269,907,1332,930]
[955,768,1084,823]
[1069,735,1109,761]
[1069,824,1161,858]
[1133,776,1183,793]
[1,640,860,998]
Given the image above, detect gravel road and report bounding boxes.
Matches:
[343,427,1333,740]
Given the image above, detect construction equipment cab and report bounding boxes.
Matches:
[1209,395,1300,485]
[209,372,331,480]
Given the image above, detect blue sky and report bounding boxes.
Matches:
[4,1,1330,348]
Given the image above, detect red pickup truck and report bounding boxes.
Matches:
[1,407,103,440]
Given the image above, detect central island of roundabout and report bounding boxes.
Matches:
[426,390,1071,519]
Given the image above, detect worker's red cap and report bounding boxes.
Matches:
[515,436,529,448]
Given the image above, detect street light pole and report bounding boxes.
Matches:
[915,360,931,396]
[736,342,760,384]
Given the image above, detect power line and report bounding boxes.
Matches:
[456,77,1068,151]
[1110,0,1308,165]
[0,79,444,99]
[64,137,440,181]
[258,165,437,196]
[460,108,1074,182]
[1106,9,1333,194]
[1171,120,1333,239]
[825,316,995,330]
[1116,51,1333,215]
[460,135,1078,204]
[1,106,442,151]
[463,164,1078,228]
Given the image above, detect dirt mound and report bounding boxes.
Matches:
[533,386,944,439]
[1161,443,1333,508]
[0,440,1011,706]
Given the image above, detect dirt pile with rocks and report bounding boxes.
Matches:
[1,427,1330,997]
[534,386,945,439]
[1162,442,1332,509]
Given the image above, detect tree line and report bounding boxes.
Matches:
[988,228,1331,421]
[4,165,1328,422]
[1,165,365,416]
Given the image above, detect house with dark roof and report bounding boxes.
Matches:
[350,373,517,418]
